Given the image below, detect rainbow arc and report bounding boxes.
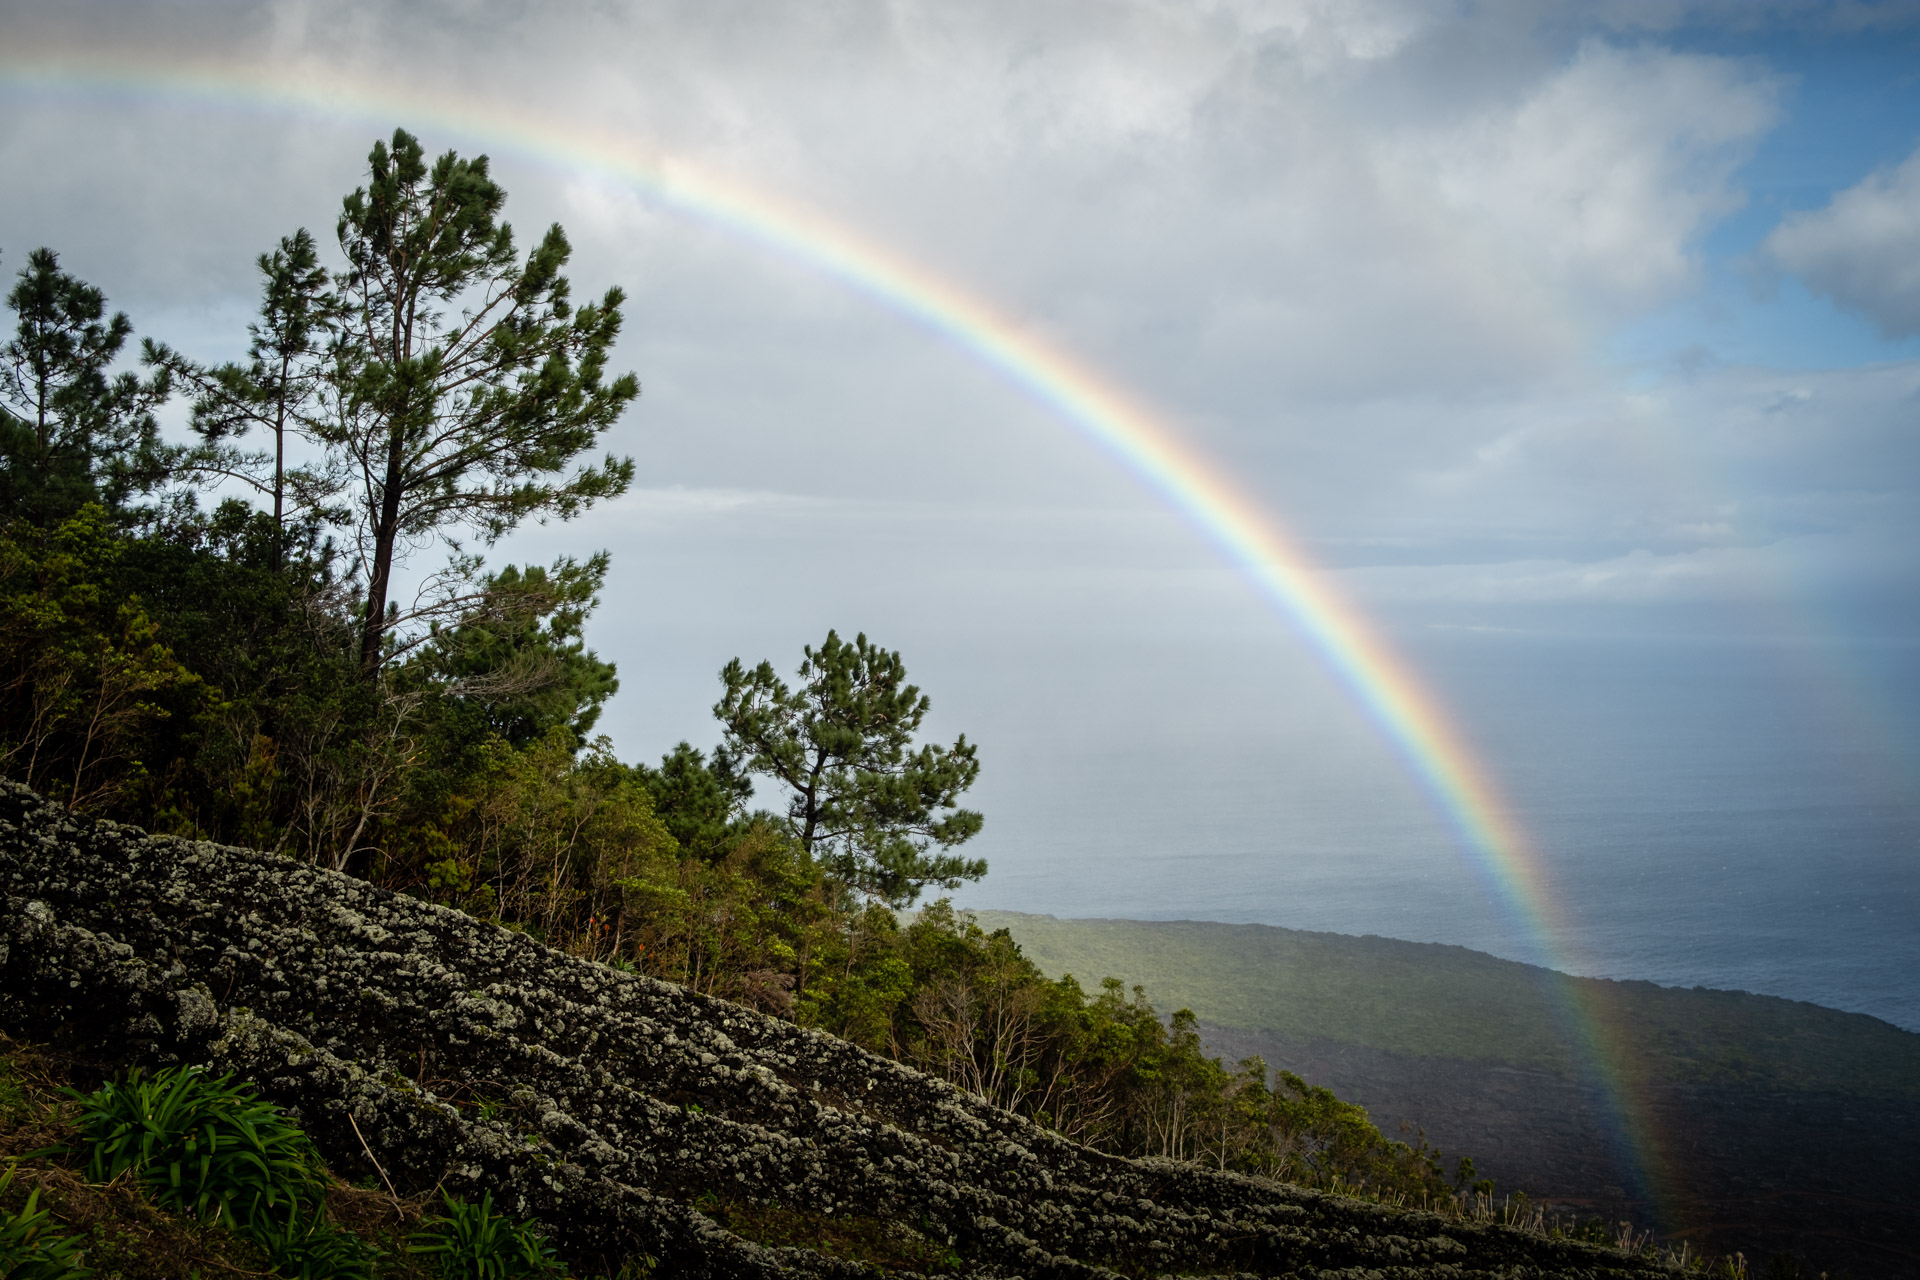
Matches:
[0,49,1674,1221]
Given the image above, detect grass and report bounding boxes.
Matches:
[1,1041,286,1279]
[64,1064,379,1278]
[966,910,1920,1097]
[0,1163,91,1278]
[71,1067,332,1229]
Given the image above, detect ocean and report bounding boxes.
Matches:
[948,629,1920,1032]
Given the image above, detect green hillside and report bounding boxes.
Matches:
[965,911,1920,1098]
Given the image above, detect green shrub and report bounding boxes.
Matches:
[409,1191,565,1279]
[68,1067,372,1276]
[0,1165,91,1280]
[69,1066,325,1231]
[252,1201,378,1280]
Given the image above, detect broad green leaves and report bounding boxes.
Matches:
[409,1190,565,1279]
[0,1166,90,1280]
[68,1066,374,1278]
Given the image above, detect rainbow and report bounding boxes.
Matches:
[1,49,1676,1221]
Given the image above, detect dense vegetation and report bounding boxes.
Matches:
[0,128,1451,1204]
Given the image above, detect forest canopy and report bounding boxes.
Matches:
[0,128,1452,1201]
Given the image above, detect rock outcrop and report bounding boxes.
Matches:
[0,783,1673,1278]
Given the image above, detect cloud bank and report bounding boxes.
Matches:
[0,2,1914,703]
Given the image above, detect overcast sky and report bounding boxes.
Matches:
[4,1,1919,958]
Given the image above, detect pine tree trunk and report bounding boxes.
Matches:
[358,425,408,674]
[271,350,289,574]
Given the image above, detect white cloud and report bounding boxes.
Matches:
[612,487,819,518]
[1342,546,1760,605]
[1,3,1783,412]
[1764,144,1920,338]
[1408,40,1779,317]
[0,0,1895,625]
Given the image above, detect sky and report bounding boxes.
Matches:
[2,1,1918,999]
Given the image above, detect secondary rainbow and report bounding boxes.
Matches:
[2,50,1675,1215]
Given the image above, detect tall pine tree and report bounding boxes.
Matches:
[149,228,341,570]
[716,629,986,907]
[0,248,173,524]
[321,130,637,673]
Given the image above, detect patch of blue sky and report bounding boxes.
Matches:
[1608,12,1920,374]
[1610,274,1920,378]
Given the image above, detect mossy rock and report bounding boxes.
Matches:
[0,782,1672,1279]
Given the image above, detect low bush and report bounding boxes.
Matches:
[69,1065,325,1228]
[410,1190,565,1279]
[66,1066,371,1276]
[253,1200,380,1280]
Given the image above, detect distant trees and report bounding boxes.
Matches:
[716,629,985,907]
[150,130,640,673]
[0,505,201,810]
[0,126,641,871]
[804,901,1450,1197]
[413,554,620,748]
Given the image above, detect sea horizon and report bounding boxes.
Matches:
[950,628,1920,1032]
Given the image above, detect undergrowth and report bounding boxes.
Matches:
[67,1064,371,1277]
[0,1039,588,1280]
[409,1190,565,1279]
[0,1163,90,1279]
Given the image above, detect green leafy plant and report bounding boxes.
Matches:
[0,1164,91,1280]
[67,1067,373,1276]
[69,1066,324,1231]
[409,1190,565,1279]
[253,1201,378,1280]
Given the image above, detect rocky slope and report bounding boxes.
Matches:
[0,783,1672,1279]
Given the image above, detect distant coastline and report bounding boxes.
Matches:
[963,909,1920,1277]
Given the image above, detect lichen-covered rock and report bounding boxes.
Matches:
[0,783,1673,1278]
